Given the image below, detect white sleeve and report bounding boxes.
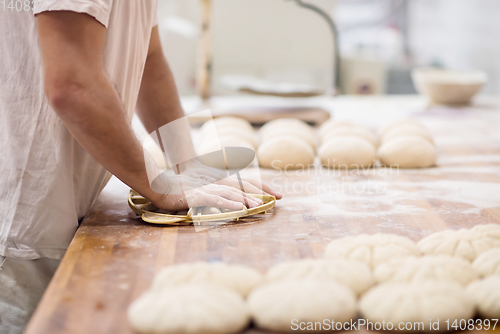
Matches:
[33,0,113,28]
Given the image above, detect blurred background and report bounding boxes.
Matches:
[156,0,499,97]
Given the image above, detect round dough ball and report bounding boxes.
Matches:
[379,119,426,137]
[472,248,500,277]
[360,281,475,332]
[324,233,420,268]
[128,284,249,334]
[265,258,373,295]
[380,125,434,145]
[319,136,376,169]
[200,116,254,134]
[378,135,437,168]
[202,127,257,149]
[259,118,313,139]
[257,135,314,170]
[152,262,264,297]
[466,276,500,319]
[198,135,255,169]
[248,279,356,333]
[198,135,254,155]
[261,126,317,149]
[417,229,500,261]
[318,119,356,140]
[374,255,478,286]
[322,126,377,146]
[471,224,500,240]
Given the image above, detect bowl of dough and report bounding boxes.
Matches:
[412,67,488,105]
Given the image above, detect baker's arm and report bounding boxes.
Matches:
[136,28,282,199]
[36,11,261,211]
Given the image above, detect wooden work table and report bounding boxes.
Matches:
[25,96,500,334]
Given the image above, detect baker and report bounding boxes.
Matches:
[0,1,280,333]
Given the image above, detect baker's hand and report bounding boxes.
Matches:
[178,159,283,199]
[150,174,263,212]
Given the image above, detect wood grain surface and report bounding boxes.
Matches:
[25,98,500,334]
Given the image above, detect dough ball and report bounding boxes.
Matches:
[379,119,426,137]
[322,126,377,147]
[200,116,254,134]
[248,279,357,333]
[471,223,500,240]
[128,283,249,334]
[378,135,437,168]
[198,135,255,169]
[466,276,500,319]
[261,126,317,149]
[152,262,264,297]
[265,258,373,295]
[472,248,500,277]
[417,229,500,261]
[142,136,169,169]
[257,135,314,170]
[374,255,478,286]
[324,233,420,268]
[318,119,356,140]
[380,125,434,145]
[360,281,475,332]
[198,135,254,155]
[319,136,376,169]
[201,127,257,148]
[260,118,313,139]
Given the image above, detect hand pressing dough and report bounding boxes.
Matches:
[261,126,317,149]
[322,126,377,146]
[259,118,314,139]
[128,284,249,334]
[378,135,437,168]
[248,279,356,333]
[472,248,500,277]
[324,233,420,268]
[319,136,376,169]
[417,229,500,261]
[374,255,478,286]
[265,258,373,295]
[379,119,426,137]
[466,276,500,319]
[360,280,475,332]
[257,136,314,170]
[318,119,356,140]
[380,125,434,144]
[152,262,264,297]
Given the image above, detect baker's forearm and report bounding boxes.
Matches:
[47,72,163,204]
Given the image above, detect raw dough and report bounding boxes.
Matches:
[472,248,500,277]
[360,280,475,332]
[200,116,254,134]
[324,233,420,268]
[201,127,257,148]
[471,223,500,240]
[248,279,356,333]
[378,135,437,168]
[261,126,317,149]
[198,135,255,169]
[417,228,500,261]
[265,258,373,295]
[319,136,376,169]
[379,119,426,137]
[198,135,254,155]
[128,283,249,334]
[257,135,314,170]
[151,262,264,297]
[374,255,478,286]
[260,118,313,139]
[322,126,377,147]
[466,276,500,319]
[380,125,434,144]
[318,119,356,140]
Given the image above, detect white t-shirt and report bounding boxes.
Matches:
[0,0,158,260]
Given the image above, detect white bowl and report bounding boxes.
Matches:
[412,68,488,105]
